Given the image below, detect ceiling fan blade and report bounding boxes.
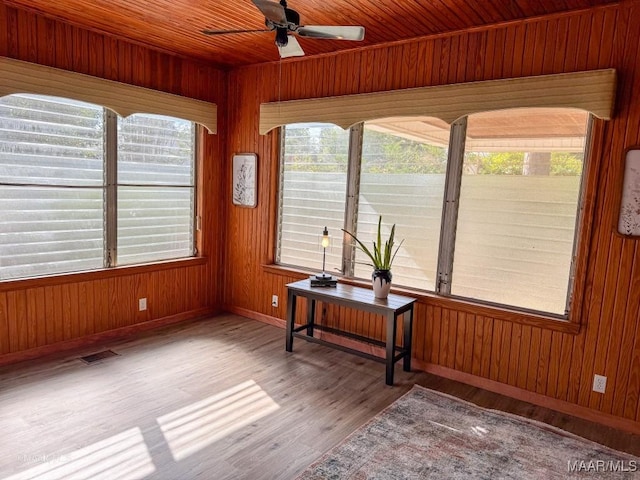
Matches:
[278,35,305,58]
[252,0,287,26]
[202,28,271,35]
[296,25,365,41]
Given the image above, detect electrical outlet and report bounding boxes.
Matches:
[271,295,278,308]
[138,298,147,311]
[593,374,607,394]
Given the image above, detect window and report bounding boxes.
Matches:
[0,94,197,281]
[117,114,195,265]
[277,108,591,316]
[451,109,588,314]
[277,123,349,272]
[355,119,449,290]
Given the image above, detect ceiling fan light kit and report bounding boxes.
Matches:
[202,0,365,58]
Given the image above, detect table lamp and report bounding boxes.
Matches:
[310,226,337,287]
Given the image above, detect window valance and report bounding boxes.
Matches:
[259,69,616,134]
[0,56,217,133]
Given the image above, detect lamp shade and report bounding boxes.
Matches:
[321,227,330,248]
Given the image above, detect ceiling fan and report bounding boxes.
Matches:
[202,0,365,58]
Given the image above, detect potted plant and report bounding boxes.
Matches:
[342,216,404,299]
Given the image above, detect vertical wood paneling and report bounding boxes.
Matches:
[424,305,434,363]
[413,304,426,361]
[607,245,639,416]
[517,326,532,389]
[509,23,526,79]
[0,3,224,359]
[51,286,64,342]
[480,317,493,378]
[489,320,503,381]
[471,314,483,376]
[462,314,475,373]
[224,2,640,427]
[439,309,449,366]
[507,323,521,386]
[498,322,512,384]
[6,292,24,352]
[482,29,497,80]
[432,307,442,364]
[0,6,7,58]
[2,0,637,428]
[430,36,443,85]
[546,331,563,398]
[557,334,575,401]
[537,330,552,395]
[454,312,465,370]
[0,294,8,354]
[25,288,37,347]
[527,327,541,392]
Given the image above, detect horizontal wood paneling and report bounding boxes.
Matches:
[0,5,226,358]
[224,2,640,428]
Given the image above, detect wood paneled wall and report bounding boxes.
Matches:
[2,0,639,432]
[0,4,227,361]
[224,3,640,428]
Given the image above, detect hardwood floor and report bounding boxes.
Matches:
[0,314,638,480]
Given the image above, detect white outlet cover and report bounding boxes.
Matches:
[139,298,147,311]
[593,374,607,393]
[271,295,278,307]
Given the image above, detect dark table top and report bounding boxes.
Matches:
[286,279,416,315]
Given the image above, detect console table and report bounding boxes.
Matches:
[285,279,416,386]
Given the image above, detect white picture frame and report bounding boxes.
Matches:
[618,148,640,236]
[232,153,257,208]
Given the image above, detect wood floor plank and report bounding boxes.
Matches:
[0,314,638,480]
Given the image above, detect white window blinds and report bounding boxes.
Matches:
[0,94,105,280]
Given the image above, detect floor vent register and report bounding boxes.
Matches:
[80,350,120,364]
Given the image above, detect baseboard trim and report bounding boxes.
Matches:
[225,305,286,329]
[415,362,640,435]
[224,305,388,358]
[0,307,219,367]
[228,306,640,436]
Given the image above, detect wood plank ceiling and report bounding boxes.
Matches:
[3,0,619,69]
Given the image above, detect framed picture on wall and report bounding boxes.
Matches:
[618,148,640,236]
[232,153,257,208]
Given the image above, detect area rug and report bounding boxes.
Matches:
[297,385,639,479]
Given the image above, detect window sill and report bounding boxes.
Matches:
[262,263,580,335]
[0,257,208,292]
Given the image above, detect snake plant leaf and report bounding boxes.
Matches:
[341,215,404,271]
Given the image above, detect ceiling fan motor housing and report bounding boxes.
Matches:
[275,28,289,46]
[274,5,300,46]
[284,7,300,27]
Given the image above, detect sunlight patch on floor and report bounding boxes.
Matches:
[428,420,461,433]
[5,427,154,480]
[157,379,280,461]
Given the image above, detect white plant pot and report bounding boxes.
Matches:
[372,269,392,299]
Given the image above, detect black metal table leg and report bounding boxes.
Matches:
[285,290,297,352]
[306,299,316,337]
[403,307,414,372]
[385,312,397,386]
[285,280,416,386]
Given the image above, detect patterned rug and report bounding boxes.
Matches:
[296,385,640,479]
